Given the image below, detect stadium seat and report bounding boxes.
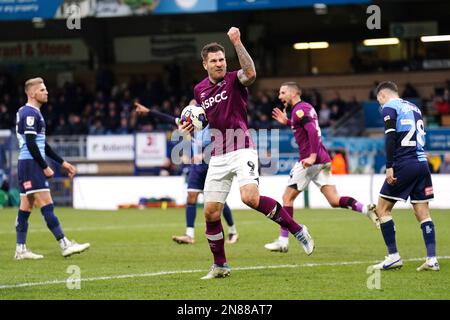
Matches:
[8,188,20,207]
[0,189,7,208]
[441,115,450,127]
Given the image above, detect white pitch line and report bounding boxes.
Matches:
[0,221,261,235]
[0,224,175,234]
[1,256,449,290]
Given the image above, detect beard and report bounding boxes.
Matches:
[36,97,48,105]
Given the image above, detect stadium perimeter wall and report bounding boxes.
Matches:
[73,174,450,210]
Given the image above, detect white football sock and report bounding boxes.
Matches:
[278,236,289,245]
[228,225,237,234]
[186,227,195,238]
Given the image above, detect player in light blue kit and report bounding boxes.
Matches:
[15,77,90,260]
[134,102,239,245]
[371,81,439,271]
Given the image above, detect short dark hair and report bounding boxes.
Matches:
[281,82,301,95]
[376,81,398,94]
[201,42,225,61]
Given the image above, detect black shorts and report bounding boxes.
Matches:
[380,161,433,203]
[187,164,208,192]
[18,159,50,195]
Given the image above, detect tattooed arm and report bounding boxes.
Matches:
[227,27,256,87]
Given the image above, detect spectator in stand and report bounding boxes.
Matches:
[89,118,106,135]
[120,89,133,114]
[41,104,58,135]
[433,95,450,125]
[329,91,346,115]
[105,103,120,134]
[329,104,341,126]
[53,116,71,135]
[444,88,450,103]
[311,89,322,109]
[402,82,419,99]
[160,99,173,115]
[440,153,450,174]
[2,93,14,112]
[81,103,94,127]
[318,103,331,128]
[254,112,271,129]
[331,151,348,174]
[55,95,68,113]
[0,103,12,129]
[254,91,273,119]
[369,81,380,100]
[68,114,88,135]
[115,117,132,134]
[347,96,361,111]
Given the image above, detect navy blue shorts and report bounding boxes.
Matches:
[187,164,208,192]
[380,161,433,203]
[18,159,50,195]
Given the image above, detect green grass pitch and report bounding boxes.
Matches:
[0,207,449,299]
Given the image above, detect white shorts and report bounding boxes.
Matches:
[287,162,334,192]
[204,148,259,203]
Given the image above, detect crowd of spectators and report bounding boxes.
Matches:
[2,72,450,178]
[0,71,362,134]
[2,71,449,134]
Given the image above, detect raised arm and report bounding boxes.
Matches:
[227,27,256,87]
[134,102,179,125]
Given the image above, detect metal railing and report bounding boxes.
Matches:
[46,135,87,161]
[327,105,366,137]
[49,177,73,207]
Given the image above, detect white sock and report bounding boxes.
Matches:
[361,205,368,214]
[59,237,70,248]
[278,236,289,245]
[16,244,26,252]
[228,225,237,234]
[427,256,437,265]
[186,227,195,238]
[388,252,400,260]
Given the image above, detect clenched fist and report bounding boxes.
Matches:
[227,27,241,46]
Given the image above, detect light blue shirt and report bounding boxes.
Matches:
[16,105,46,160]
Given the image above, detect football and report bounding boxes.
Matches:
[180,105,208,130]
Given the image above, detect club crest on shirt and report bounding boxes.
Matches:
[26,116,35,126]
[296,110,304,118]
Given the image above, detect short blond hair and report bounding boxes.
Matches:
[281,82,301,96]
[24,77,44,94]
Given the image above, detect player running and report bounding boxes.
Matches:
[192,27,314,280]
[14,77,90,260]
[134,101,239,245]
[264,82,379,253]
[371,81,439,271]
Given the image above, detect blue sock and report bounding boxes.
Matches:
[380,219,398,255]
[41,204,65,241]
[186,204,197,228]
[222,202,234,227]
[421,221,436,257]
[16,210,31,244]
